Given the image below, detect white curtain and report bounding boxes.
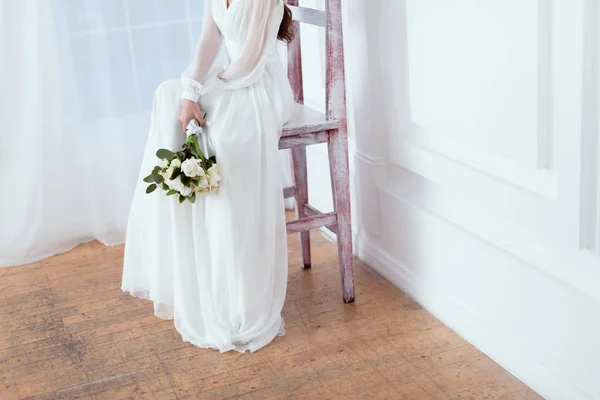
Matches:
[0,0,293,267]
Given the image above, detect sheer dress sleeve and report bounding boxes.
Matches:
[180,0,223,102]
[181,0,279,101]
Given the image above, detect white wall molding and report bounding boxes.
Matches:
[579,0,600,254]
[354,150,385,168]
[378,173,600,304]
[536,0,554,170]
[393,125,558,199]
[390,1,558,197]
[356,234,595,400]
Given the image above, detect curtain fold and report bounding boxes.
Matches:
[0,0,294,267]
[0,0,92,266]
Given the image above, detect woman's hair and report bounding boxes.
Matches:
[278,4,296,43]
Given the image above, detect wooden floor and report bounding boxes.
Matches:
[0,230,541,400]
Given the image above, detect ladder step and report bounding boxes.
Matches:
[287,212,337,234]
[289,6,327,28]
[283,186,296,198]
[279,132,329,149]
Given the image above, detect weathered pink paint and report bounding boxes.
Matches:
[287,5,327,27]
[327,129,354,303]
[286,0,311,269]
[282,120,339,137]
[325,0,354,303]
[291,146,311,268]
[279,132,328,149]
[286,212,337,235]
[287,0,304,104]
[282,0,355,302]
[304,204,338,235]
[283,185,297,199]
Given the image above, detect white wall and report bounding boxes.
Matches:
[335,1,600,399]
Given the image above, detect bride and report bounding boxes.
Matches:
[121,0,295,353]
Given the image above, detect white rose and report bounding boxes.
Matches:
[186,119,203,137]
[208,164,221,187]
[181,158,202,178]
[170,158,182,168]
[166,175,184,192]
[179,185,193,197]
[196,175,209,190]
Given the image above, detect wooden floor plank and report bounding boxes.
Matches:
[0,218,540,399]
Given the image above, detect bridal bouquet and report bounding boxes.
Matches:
[144,117,221,204]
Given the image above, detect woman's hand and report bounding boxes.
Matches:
[179,99,206,132]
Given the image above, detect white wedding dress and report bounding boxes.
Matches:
[121,0,294,353]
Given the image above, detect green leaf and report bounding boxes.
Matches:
[170,168,180,180]
[143,174,154,183]
[153,173,164,184]
[162,183,169,191]
[188,193,196,204]
[146,184,157,194]
[156,149,176,160]
[166,190,177,196]
[179,195,185,204]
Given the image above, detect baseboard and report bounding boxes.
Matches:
[356,235,594,400]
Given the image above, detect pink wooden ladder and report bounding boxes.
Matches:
[279,0,354,303]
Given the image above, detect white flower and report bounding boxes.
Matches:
[159,158,170,168]
[186,119,203,137]
[196,175,209,190]
[179,185,193,197]
[166,175,184,192]
[181,158,203,177]
[170,158,182,168]
[207,164,221,187]
[161,166,174,179]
